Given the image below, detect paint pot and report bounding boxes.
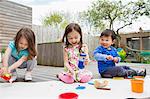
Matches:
[131,79,144,93]
[59,92,78,99]
[1,73,11,81]
[88,82,94,85]
[76,85,86,90]
[133,76,144,80]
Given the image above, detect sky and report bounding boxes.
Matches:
[8,0,150,33]
[8,0,95,25]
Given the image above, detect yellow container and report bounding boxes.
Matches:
[131,79,144,93]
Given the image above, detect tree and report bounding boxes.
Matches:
[83,0,150,34]
[116,0,150,33]
[43,12,63,27]
[43,12,69,29]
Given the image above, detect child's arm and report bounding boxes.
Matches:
[113,54,121,63]
[2,47,11,67]
[93,47,108,61]
[113,57,120,63]
[63,48,74,74]
[2,47,12,74]
[8,56,27,73]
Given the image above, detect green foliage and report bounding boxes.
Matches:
[1,48,6,53]
[60,20,69,29]
[43,12,63,26]
[140,51,150,64]
[83,0,150,33]
[43,12,69,30]
[135,51,150,64]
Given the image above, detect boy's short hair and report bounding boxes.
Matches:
[100,29,116,40]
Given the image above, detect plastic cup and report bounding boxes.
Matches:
[59,92,78,99]
[131,79,144,93]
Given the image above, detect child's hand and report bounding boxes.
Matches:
[106,55,114,60]
[8,67,12,73]
[67,72,72,76]
[0,68,3,76]
[69,67,77,75]
[84,59,89,65]
[113,57,119,63]
[1,67,8,74]
[69,70,74,75]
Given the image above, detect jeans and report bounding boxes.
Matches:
[101,66,136,78]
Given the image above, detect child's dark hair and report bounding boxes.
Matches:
[14,27,37,60]
[62,23,83,51]
[100,29,116,40]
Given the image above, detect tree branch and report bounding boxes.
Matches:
[116,22,132,34]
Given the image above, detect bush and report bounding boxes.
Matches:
[1,48,6,53]
[137,52,150,64]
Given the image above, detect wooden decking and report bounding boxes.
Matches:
[0,62,150,82]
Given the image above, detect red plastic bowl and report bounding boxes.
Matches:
[59,92,78,99]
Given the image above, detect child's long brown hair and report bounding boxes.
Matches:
[62,23,83,52]
[14,27,37,60]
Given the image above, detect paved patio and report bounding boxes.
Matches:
[1,61,149,82]
[1,78,150,99]
[0,62,150,99]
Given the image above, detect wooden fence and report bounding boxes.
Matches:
[32,25,99,59]
[37,42,64,66]
[0,1,32,50]
[32,25,99,66]
[0,1,99,66]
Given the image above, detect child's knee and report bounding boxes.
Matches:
[58,73,74,84]
[8,56,16,66]
[101,73,112,78]
[27,58,37,66]
[26,59,37,70]
[80,75,92,83]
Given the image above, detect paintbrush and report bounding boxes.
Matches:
[96,87,111,90]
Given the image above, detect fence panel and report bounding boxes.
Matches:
[32,25,99,62]
[0,1,32,50]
